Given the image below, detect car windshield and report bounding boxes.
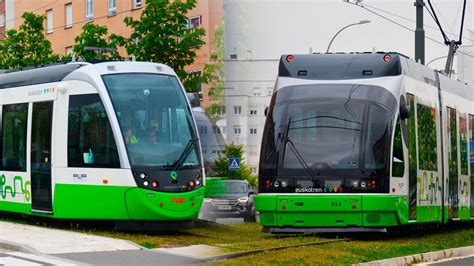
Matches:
[209,181,249,195]
[103,73,200,168]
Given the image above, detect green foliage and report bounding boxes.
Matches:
[73,24,121,61]
[211,144,257,187]
[448,109,458,177]
[416,104,437,171]
[113,0,206,91]
[459,116,469,175]
[204,24,225,118]
[407,95,417,171]
[0,12,59,69]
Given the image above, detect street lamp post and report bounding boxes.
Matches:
[326,20,371,53]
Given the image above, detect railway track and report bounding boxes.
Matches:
[204,238,352,262]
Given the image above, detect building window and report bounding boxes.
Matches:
[65,3,73,28]
[68,94,120,168]
[250,128,257,135]
[65,46,73,55]
[253,87,261,96]
[199,125,208,135]
[267,87,273,96]
[133,0,142,9]
[233,126,241,135]
[46,9,53,33]
[1,103,28,172]
[188,15,202,29]
[251,167,257,174]
[250,109,257,116]
[192,70,203,99]
[85,0,93,21]
[234,106,241,115]
[0,13,5,27]
[221,126,226,134]
[108,0,117,16]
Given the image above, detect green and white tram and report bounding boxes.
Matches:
[0,61,204,228]
[256,53,474,233]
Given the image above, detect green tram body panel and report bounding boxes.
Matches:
[0,183,205,221]
[255,195,459,228]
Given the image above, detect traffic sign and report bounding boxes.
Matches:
[228,157,241,171]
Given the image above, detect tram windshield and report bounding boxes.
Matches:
[103,74,200,169]
[261,84,397,176]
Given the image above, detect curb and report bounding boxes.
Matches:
[0,239,43,255]
[0,240,88,265]
[358,246,474,266]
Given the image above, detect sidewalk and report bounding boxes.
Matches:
[0,221,141,254]
[0,221,201,265]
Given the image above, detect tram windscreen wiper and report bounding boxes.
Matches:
[281,118,316,179]
[172,137,199,171]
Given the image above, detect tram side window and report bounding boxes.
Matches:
[470,114,474,176]
[392,118,404,177]
[1,103,28,172]
[459,114,469,175]
[416,103,438,171]
[447,107,458,177]
[68,94,120,168]
[469,114,474,216]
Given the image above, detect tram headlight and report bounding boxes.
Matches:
[281,181,288,188]
[238,197,249,203]
[360,181,367,189]
[274,181,280,188]
[139,173,147,179]
[352,181,359,188]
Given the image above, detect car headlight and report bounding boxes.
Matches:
[237,196,249,203]
[204,198,213,203]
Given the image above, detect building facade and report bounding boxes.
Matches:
[7,0,223,106]
[224,0,473,173]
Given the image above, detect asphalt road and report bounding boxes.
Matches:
[56,249,202,265]
[429,255,474,266]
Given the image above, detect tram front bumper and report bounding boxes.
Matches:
[256,195,408,229]
[124,187,205,221]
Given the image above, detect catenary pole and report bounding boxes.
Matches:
[415,0,425,64]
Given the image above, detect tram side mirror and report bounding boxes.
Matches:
[264,106,269,117]
[399,104,410,120]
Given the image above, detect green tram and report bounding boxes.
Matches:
[256,53,474,233]
[0,62,204,229]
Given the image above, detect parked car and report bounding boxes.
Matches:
[201,180,257,222]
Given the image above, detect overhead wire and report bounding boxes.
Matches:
[431,0,457,39]
[345,1,474,59]
[426,0,450,44]
[362,2,474,43]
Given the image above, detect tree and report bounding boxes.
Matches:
[204,24,225,118]
[113,0,206,91]
[211,144,257,187]
[0,12,59,69]
[73,24,121,61]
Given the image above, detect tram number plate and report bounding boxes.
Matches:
[218,206,232,210]
[331,202,342,207]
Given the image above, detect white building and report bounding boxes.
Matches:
[224,0,473,173]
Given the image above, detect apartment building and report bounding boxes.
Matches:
[8,0,223,107]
